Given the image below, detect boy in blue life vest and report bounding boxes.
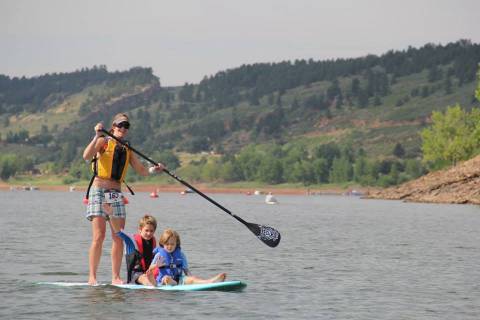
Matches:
[149,228,227,285]
[103,203,159,286]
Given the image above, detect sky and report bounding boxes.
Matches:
[1,0,479,86]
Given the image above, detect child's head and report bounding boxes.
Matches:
[159,228,181,253]
[138,215,157,240]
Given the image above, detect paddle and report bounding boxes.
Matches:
[100,129,281,248]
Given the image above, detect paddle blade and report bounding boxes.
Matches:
[246,222,281,248]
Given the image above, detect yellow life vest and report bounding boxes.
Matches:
[92,138,131,181]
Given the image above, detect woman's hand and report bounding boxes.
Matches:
[94,122,104,137]
[149,163,166,174]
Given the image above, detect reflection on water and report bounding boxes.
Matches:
[1,191,480,319]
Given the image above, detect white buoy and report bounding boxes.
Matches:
[265,192,278,205]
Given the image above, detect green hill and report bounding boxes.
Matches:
[1,40,479,187]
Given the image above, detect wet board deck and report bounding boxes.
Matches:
[37,280,246,292]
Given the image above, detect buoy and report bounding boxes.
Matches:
[150,191,159,198]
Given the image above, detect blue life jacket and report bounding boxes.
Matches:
[153,246,186,283]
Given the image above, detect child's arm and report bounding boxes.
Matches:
[103,203,122,233]
[150,252,166,269]
[146,252,165,277]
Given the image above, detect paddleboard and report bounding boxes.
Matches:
[38,280,246,292]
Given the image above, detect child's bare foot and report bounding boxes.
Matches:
[161,276,177,286]
[211,273,227,283]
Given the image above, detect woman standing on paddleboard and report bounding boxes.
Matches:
[82,113,164,285]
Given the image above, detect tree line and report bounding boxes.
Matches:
[0,66,157,114]
[180,40,480,108]
[176,143,425,188]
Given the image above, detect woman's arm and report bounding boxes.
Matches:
[129,153,149,176]
[129,153,165,177]
[83,123,106,160]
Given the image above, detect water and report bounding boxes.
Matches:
[1,191,480,319]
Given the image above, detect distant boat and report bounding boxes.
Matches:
[180,188,194,195]
[150,191,159,198]
[343,189,364,196]
[69,186,76,192]
[22,185,38,191]
[265,192,278,205]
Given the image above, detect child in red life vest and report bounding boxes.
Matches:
[149,228,227,286]
[103,203,158,286]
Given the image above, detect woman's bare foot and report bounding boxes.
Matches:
[211,273,227,283]
[111,277,124,285]
[88,277,98,286]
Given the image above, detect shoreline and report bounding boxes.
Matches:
[0,182,363,196]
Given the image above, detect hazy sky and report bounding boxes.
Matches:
[2,0,479,86]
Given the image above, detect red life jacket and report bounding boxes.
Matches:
[133,234,159,278]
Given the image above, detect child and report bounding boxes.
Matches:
[103,203,158,286]
[149,228,227,286]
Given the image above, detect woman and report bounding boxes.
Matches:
[82,113,164,285]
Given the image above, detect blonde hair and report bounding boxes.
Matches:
[159,228,181,247]
[138,214,157,231]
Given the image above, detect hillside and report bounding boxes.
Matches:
[366,154,480,204]
[1,40,480,186]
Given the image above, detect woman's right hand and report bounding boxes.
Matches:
[94,122,104,137]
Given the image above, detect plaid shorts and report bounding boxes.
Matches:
[86,187,127,221]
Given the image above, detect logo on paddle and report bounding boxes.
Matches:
[258,226,279,242]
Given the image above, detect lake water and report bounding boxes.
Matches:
[1,190,480,319]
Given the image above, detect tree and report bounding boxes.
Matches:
[353,157,367,182]
[392,143,406,158]
[155,150,180,170]
[257,156,283,184]
[0,154,18,180]
[350,78,360,97]
[357,89,369,108]
[444,76,453,94]
[476,68,480,102]
[329,157,352,183]
[312,158,329,183]
[404,159,424,179]
[422,104,480,168]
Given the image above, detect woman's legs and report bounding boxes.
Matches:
[88,217,106,285]
[110,218,125,284]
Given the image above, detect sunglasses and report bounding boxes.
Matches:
[115,121,130,129]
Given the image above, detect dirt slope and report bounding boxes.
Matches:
[367,155,480,204]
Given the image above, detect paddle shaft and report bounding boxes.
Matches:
[100,129,247,224]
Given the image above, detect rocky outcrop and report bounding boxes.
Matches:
[366,155,480,204]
